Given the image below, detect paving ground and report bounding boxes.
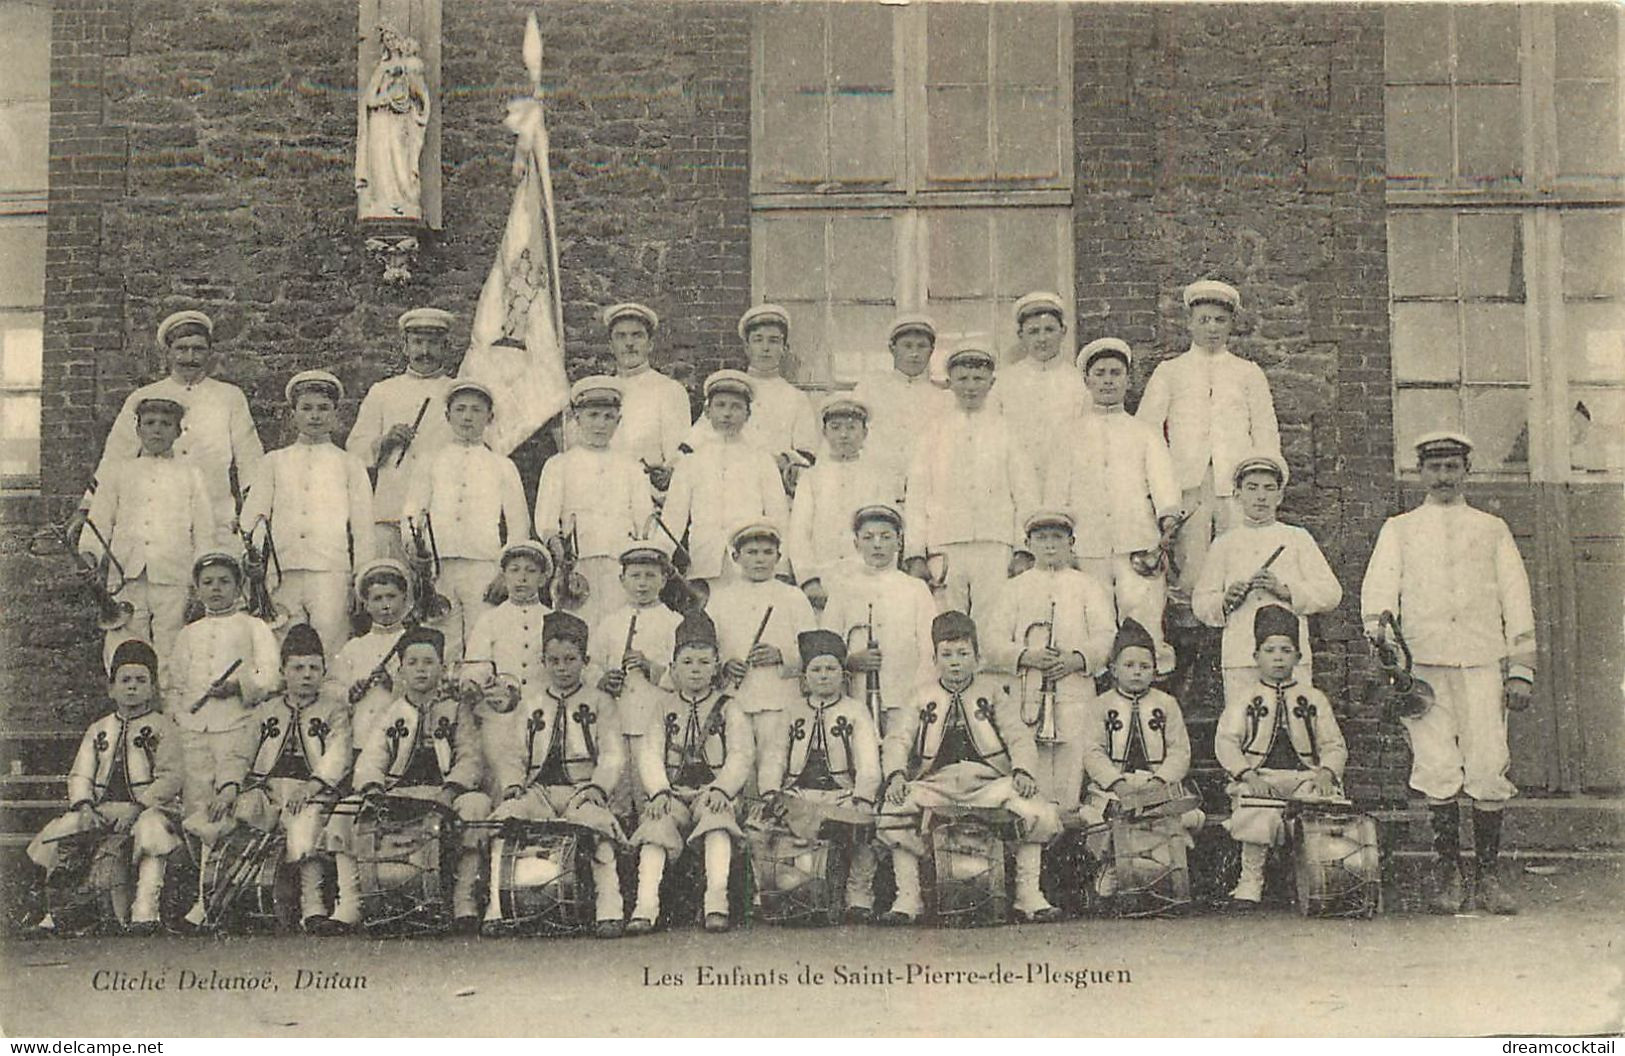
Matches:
[1,860,1620,1038]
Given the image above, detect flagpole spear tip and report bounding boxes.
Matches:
[523,11,544,94]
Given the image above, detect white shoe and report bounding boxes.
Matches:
[1094,867,1118,898]
[1228,878,1263,903]
[183,900,206,927]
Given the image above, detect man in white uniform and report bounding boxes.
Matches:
[852,314,951,501]
[996,292,1091,484]
[599,302,692,496]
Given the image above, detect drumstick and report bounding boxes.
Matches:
[189,659,245,714]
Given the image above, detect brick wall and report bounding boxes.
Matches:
[10,0,752,725]
[1073,4,1404,803]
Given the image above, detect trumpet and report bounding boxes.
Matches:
[1129,510,1193,579]
[845,604,883,734]
[456,659,521,714]
[921,550,949,593]
[405,512,452,623]
[548,518,590,612]
[30,514,133,632]
[1021,600,1060,744]
[1366,610,1435,721]
[241,517,292,630]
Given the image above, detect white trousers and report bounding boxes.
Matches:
[1172,468,1240,601]
[1076,553,1173,673]
[1402,664,1517,804]
[272,569,352,658]
[100,575,190,676]
[432,557,498,665]
[933,541,1012,618]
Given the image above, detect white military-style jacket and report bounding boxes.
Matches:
[850,370,951,489]
[819,565,938,725]
[1214,678,1348,780]
[590,601,681,735]
[786,454,901,587]
[1079,686,1192,789]
[353,691,483,793]
[345,370,456,525]
[238,440,376,573]
[82,451,217,585]
[243,688,352,793]
[67,706,183,810]
[607,365,693,473]
[1193,519,1343,671]
[706,576,817,715]
[490,683,624,795]
[164,608,282,734]
[638,687,755,798]
[463,599,552,695]
[995,354,1092,484]
[687,373,818,462]
[332,623,406,749]
[982,566,1118,709]
[882,674,1039,782]
[904,405,1041,554]
[1360,497,1536,676]
[1044,405,1180,558]
[1136,345,1280,496]
[400,440,529,562]
[662,437,788,581]
[533,445,654,560]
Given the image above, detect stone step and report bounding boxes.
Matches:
[0,729,82,779]
[0,774,67,802]
[0,799,65,835]
[1375,797,1625,852]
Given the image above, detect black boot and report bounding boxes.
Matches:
[1428,803,1463,914]
[1472,808,1518,914]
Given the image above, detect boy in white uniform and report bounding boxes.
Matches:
[599,302,692,495]
[332,557,414,750]
[462,540,554,700]
[1361,431,1535,915]
[534,375,653,628]
[1045,337,1182,675]
[903,343,1040,616]
[662,370,788,585]
[996,292,1091,483]
[1193,452,1342,705]
[1136,281,1280,602]
[686,305,818,489]
[400,379,530,663]
[346,308,458,560]
[851,315,950,499]
[239,369,376,656]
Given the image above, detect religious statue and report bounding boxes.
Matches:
[356,26,431,222]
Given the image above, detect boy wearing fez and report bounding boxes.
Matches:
[903,343,1041,617]
[80,395,215,671]
[232,624,359,932]
[347,626,493,931]
[1215,605,1348,907]
[787,394,900,609]
[165,552,279,929]
[662,371,788,585]
[1045,337,1182,676]
[27,640,183,935]
[628,611,755,935]
[346,307,457,561]
[1361,431,1535,915]
[1193,452,1342,705]
[534,375,653,629]
[239,369,376,656]
[485,611,628,938]
[755,630,883,923]
[877,611,1062,925]
[400,379,529,664]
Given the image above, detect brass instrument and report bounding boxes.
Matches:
[241,517,292,630]
[1366,610,1435,721]
[646,514,710,613]
[845,604,883,734]
[548,518,589,612]
[29,514,133,632]
[405,512,452,623]
[456,659,521,715]
[1021,600,1060,744]
[922,550,949,594]
[189,658,245,714]
[1129,510,1194,579]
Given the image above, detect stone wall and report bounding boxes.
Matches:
[1073,4,1403,803]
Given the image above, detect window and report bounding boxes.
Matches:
[752,3,1074,384]
[1384,4,1624,480]
[0,0,48,491]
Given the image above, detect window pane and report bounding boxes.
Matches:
[1457,86,1522,180]
[0,220,45,306]
[0,391,40,481]
[993,5,1058,88]
[828,215,894,301]
[927,4,988,85]
[1392,302,1461,382]
[828,304,897,383]
[1464,386,1530,472]
[830,6,893,89]
[784,308,828,385]
[994,88,1060,181]
[924,301,999,356]
[1459,213,1523,300]
[1571,388,1625,473]
[761,6,827,87]
[830,95,896,184]
[1564,301,1625,384]
[1385,87,1453,179]
[1555,5,1619,81]
[1385,7,1451,83]
[0,315,42,388]
[1462,303,1528,382]
[759,216,827,302]
[927,213,991,300]
[994,209,1061,299]
[759,92,827,185]
[1388,212,1457,298]
[1555,82,1623,178]
[1455,7,1521,84]
[1562,212,1625,300]
[1394,389,1462,457]
[0,2,50,101]
[926,85,991,181]
[0,102,48,192]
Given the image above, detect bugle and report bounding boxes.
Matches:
[1129,510,1194,579]
[548,519,589,612]
[405,513,452,622]
[645,514,710,613]
[456,659,521,714]
[1021,600,1060,744]
[1366,610,1435,721]
[30,515,132,632]
[845,604,884,733]
[241,518,292,630]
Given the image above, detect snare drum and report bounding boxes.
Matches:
[748,826,841,926]
[488,822,594,936]
[351,796,455,935]
[43,830,130,934]
[1291,807,1380,918]
[1108,817,1191,918]
[928,809,1010,928]
[202,826,285,930]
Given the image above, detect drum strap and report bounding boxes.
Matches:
[534,704,570,787]
[1121,699,1151,772]
[673,695,718,787]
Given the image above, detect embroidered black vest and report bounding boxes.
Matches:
[790,705,840,792]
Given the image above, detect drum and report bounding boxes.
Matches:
[1291,807,1381,918]
[43,830,130,935]
[1109,817,1191,918]
[351,796,455,935]
[202,826,285,930]
[488,821,594,936]
[747,827,841,926]
[927,809,1010,928]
